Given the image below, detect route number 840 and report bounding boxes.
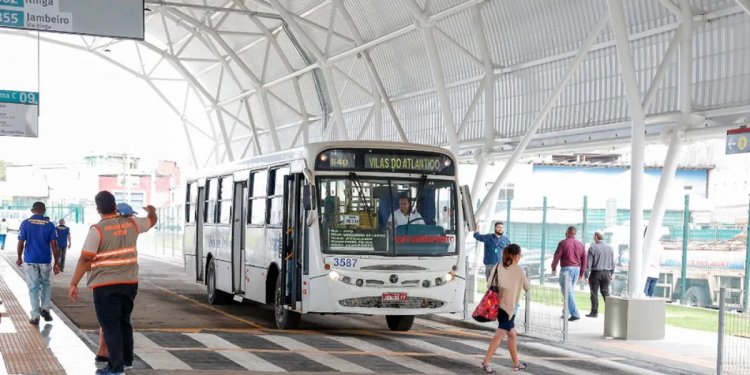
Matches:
[332,258,357,268]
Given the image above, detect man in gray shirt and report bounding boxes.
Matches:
[584,232,615,318]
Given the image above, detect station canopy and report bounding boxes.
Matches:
[4,0,750,167]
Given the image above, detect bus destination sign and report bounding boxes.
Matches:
[316,148,454,175]
[365,154,444,173]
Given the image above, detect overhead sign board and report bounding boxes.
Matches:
[0,0,144,40]
[726,127,750,155]
[0,89,39,138]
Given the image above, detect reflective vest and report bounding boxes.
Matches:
[86,216,140,289]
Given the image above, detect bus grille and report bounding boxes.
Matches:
[338,297,445,309]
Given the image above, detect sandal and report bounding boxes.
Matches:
[481,362,497,374]
[512,362,528,371]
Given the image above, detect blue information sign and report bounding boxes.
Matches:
[0,90,39,105]
[0,8,24,27]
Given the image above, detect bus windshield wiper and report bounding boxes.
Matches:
[349,173,372,225]
[405,174,427,235]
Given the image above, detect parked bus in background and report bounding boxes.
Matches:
[183,142,476,330]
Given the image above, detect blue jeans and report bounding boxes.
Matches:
[0,234,6,249]
[559,266,580,318]
[644,277,658,297]
[24,263,52,318]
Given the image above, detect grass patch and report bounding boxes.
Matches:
[475,278,750,334]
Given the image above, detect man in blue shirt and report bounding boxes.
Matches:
[16,202,60,325]
[55,219,71,272]
[474,222,511,280]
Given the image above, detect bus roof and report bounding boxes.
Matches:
[188,141,455,180]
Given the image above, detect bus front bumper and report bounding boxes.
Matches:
[306,277,466,315]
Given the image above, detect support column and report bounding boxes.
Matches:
[644,0,693,282]
[470,3,497,199]
[608,0,647,297]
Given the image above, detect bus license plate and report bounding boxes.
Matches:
[382,292,407,303]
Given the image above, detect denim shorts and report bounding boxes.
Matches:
[498,308,516,331]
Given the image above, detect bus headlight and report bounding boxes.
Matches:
[328,270,340,281]
[445,272,454,282]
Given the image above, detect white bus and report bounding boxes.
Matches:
[183,142,476,330]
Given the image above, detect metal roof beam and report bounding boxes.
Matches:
[475,13,610,218]
[737,0,750,15]
[335,0,408,142]
[406,0,460,157]
[145,0,281,19]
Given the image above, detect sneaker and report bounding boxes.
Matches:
[95,368,124,375]
[568,316,580,321]
[29,317,40,325]
[95,355,109,369]
[41,310,53,322]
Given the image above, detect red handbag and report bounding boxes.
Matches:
[472,289,500,322]
[472,265,501,322]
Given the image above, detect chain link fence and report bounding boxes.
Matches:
[718,288,750,374]
[490,196,750,312]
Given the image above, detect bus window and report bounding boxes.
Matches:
[249,170,267,225]
[186,182,198,224]
[268,167,289,226]
[318,176,457,256]
[206,178,218,223]
[218,175,233,224]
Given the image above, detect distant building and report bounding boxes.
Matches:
[0,154,181,209]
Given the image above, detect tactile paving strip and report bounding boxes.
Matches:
[0,274,65,374]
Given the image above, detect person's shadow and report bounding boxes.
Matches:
[40,323,53,346]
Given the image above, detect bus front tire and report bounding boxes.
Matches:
[207,259,231,305]
[274,274,301,329]
[385,315,414,331]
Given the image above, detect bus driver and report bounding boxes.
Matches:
[391,195,425,227]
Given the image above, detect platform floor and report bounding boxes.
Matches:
[0,231,715,374]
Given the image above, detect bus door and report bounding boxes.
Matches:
[280,173,303,309]
[231,181,247,294]
[196,186,206,282]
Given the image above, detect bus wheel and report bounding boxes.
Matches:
[385,315,415,331]
[207,259,231,305]
[274,274,301,329]
[684,287,709,307]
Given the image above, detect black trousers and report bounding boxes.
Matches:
[588,270,610,314]
[93,283,138,372]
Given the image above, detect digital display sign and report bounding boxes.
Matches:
[327,151,356,169]
[316,148,454,175]
[365,154,443,172]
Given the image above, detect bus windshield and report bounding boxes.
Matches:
[318,176,457,256]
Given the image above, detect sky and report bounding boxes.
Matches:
[0,32,190,167]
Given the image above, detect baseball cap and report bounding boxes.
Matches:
[117,203,137,216]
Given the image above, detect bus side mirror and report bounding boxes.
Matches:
[303,185,316,211]
[460,185,477,232]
